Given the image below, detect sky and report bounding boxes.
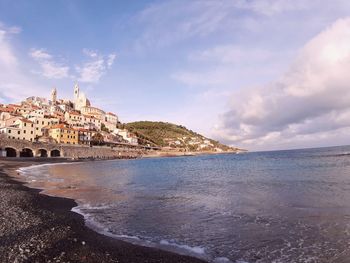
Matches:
[1,0,350,151]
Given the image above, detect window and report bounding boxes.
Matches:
[24,130,26,134]
[24,123,27,127]
[18,131,20,135]
[8,130,11,134]
[31,131,33,134]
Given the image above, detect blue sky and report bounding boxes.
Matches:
[1,0,350,150]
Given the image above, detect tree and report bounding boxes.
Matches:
[91,133,104,145]
[101,123,109,132]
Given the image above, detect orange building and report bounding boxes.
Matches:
[48,124,78,144]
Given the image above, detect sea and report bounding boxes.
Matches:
[17,145,350,263]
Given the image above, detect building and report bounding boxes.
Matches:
[51,87,57,104]
[48,124,78,145]
[64,111,101,130]
[25,96,49,107]
[103,112,118,131]
[28,115,59,137]
[0,118,36,141]
[0,83,138,147]
[0,105,16,114]
[113,128,138,145]
[77,128,94,145]
[82,114,101,130]
[64,111,83,126]
[26,109,45,118]
[0,113,20,128]
[80,106,105,119]
[73,83,91,111]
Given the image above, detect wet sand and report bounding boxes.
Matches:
[0,158,207,263]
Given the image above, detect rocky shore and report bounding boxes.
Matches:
[0,159,207,263]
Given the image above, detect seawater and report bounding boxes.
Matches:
[18,146,350,263]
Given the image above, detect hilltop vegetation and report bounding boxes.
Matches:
[124,121,236,152]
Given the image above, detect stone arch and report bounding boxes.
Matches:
[37,149,48,158]
[51,149,61,157]
[5,147,17,157]
[20,148,34,158]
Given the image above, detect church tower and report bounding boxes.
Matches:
[51,87,57,104]
[74,83,80,100]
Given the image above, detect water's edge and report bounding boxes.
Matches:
[16,161,235,263]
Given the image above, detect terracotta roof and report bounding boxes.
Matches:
[49,124,78,131]
[107,112,117,116]
[8,104,21,108]
[0,107,15,113]
[83,114,97,119]
[19,118,34,124]
[49,124,68,129]
[69,111,81,116]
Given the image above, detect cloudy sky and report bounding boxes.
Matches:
[1,0,350,151]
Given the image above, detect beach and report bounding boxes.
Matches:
[0,159,206,263]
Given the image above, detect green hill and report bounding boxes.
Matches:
[124,121,236,152]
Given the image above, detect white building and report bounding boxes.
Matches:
[0,118,36,141]
[113,128,138,145]
[103,112,118,131]
[73,83,91,111]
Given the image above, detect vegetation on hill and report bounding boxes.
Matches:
[124,121,236,152]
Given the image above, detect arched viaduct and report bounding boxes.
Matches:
[0,135,144,159]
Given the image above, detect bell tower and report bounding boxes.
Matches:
[51,87,57,104]
[74,83,79,100]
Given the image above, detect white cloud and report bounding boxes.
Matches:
[0,25,45,102]
[0,30,17,67]
[172,45,291,89]
[214,18,350,150]
[29,48,116,84]
[82,48,98,58]
[107,53,116,68]
[29,48,69,79]
[76,50,116,83]
[189,45,274,64]
[245,0,307,16]
[134,0,327,49]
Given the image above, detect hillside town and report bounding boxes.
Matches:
[0,84,138,147]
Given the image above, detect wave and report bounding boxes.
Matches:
[71,204,237,263]
[17,161,79,173]
[15,160,241,263]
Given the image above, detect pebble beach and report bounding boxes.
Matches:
[0,159,206,263]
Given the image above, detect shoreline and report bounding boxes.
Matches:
[142,150,241,158]
[0,158,207,263]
